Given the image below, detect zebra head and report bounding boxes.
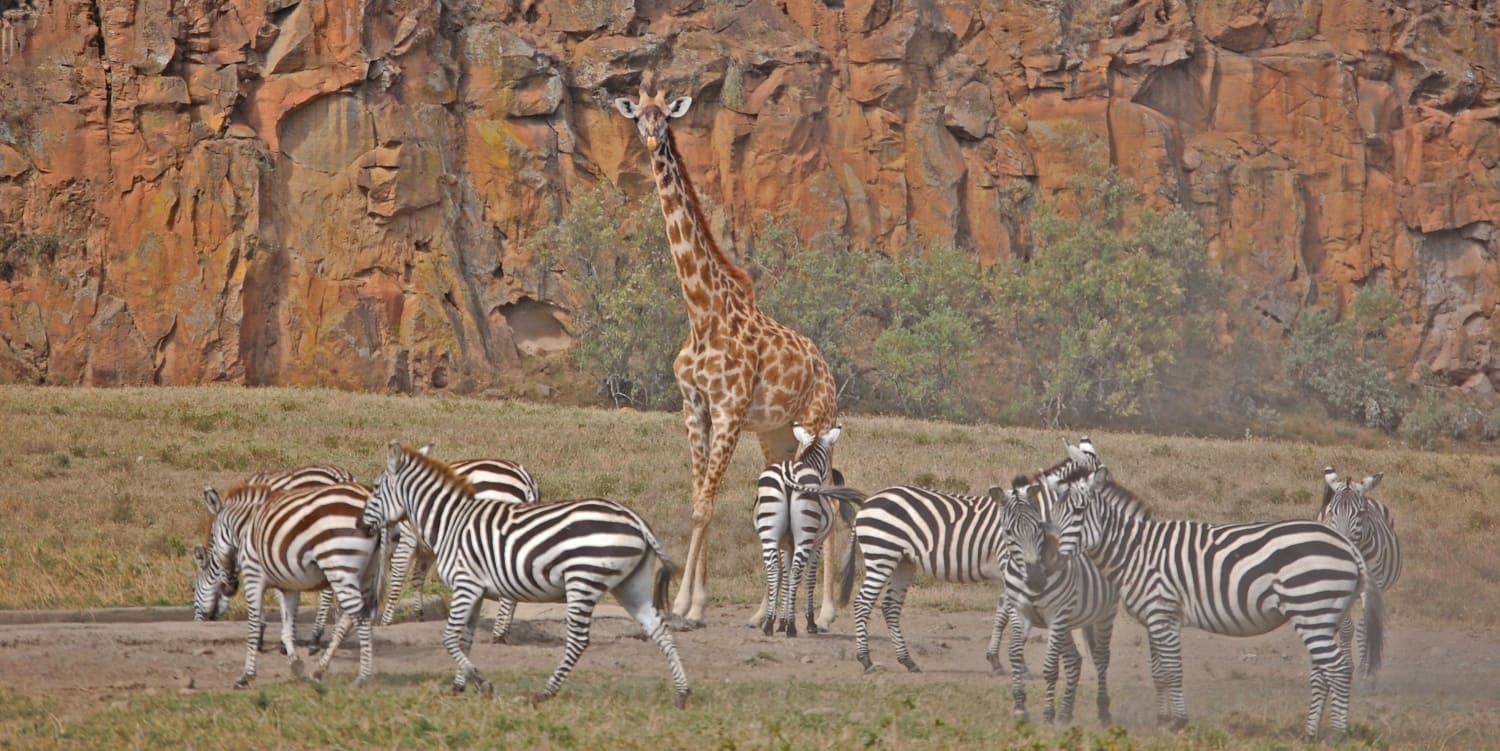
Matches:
[1067,465,1138,557]
[1001,487,1058,593]
[613,86,693,154]
[790,422,842,486]
[360,441,418,536]
[190,543,231,621]
[1320,467,1383,544]
[193,487,242,621]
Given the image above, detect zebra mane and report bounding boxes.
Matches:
[1091,469,1152,523]
[218,483,275,506]
[397,445,479,498]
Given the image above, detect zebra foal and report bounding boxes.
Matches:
[1068,461,1377,740]
[358,442,690,708]
[752,423,849,637]
[1319,466,1398,680]
[1000,475,1117,725]
[194,482,384,688]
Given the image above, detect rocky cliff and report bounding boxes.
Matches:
[0,0,1497,397]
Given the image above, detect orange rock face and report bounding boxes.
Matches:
[1,0,1498,395]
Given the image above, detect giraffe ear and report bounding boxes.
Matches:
[665,96,693,118]
[613,98,640,119]
[203,487,222,515]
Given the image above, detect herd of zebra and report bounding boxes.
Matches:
[189,430,1400,741]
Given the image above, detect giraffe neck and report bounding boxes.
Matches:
[648,135,754,339]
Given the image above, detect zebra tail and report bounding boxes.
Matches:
[636,515,679,613]
[361,524,390,622]
[1362,586,1384,678]
[838,529,860,608]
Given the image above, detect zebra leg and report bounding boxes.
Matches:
[276,589,304,678]
[986,593,1010,675]
[311,577,367,683]
[442,582,491,695]
[458,596,483,656]
[614,556,691,709]
[786,547,808,638]
[1054,628,1083,724]
[803,545,822,635]
[307,588,334,654]
[1010,610,1031,720]
[759,546,781,636]
[236,575,266,689]
[352,615,375,688]
[882,561,918,672]
[1144,612,1188,730]
[1292,616,1351,741]
[851,556,893,672]
[778,549,794,635]
[1084,618,1115,724]
[407,548,433,621]
[533,585,599,706]
[490,597,519,643]
[1040,627,1063,723]
[380,533,418,626]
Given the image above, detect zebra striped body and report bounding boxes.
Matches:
[1003,479,1117,724]
[1320,468,1398,679]
[1073,465,1373,740]
[196,482,383,688]
[381,451,541,645]
[752,424,842,637]
[359,442,689,708]
[832,484,1012,673]
[193,464,357,650]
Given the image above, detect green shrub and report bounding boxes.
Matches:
[1283,286,1408,431]
[1398,372,1500,448]
[534,188,683,409]
[990,161,1226,425]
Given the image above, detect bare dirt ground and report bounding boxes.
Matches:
[3,600,1498,744]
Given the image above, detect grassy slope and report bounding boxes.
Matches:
[0,385,1495,750]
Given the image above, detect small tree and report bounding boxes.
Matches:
[1283,286,1409,431]
[533,188,684,409]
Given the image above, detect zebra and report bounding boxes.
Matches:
[1066,460,1377,740]
[1000,474,1118,725]
[809,481,1013,674]
[194,463,357,652]
[380,445,542,646]
[193,482,384,688]
[751,423,850,637]
[357,441,690,708]
[1320,466,1398,680]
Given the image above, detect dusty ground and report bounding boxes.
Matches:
[2,599,1497,744]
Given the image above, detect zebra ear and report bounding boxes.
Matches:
[1362,473,1383,492]
[386,440,405,471]
[203,487,222,515]
[823,425,843,445]
[1078,436,1097,461]
[418,444,435,456]
[1066,443,1090,464]
[1323,466,1340,490]
[792,423,813,446]
[1042,527,1061,563]
[191,545,208,568]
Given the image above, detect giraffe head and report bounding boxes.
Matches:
[613,87,693,153]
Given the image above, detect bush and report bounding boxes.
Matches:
[533,188,683,409]
[1398,372,1500,449]
[1283,286,1408,431]
[990,162,1227,426]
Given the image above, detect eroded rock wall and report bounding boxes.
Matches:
[0,0,1497,395]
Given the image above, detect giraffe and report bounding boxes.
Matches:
[614,87,840,628]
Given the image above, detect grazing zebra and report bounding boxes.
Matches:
[1067,461,1376,740]
[811,481,1013,674]
[1001,475,1118,725]
[195,463,357,650]
[357,442,690,708]
[380,446,542,645]
[194,482,384,688]
[1320,467,1398,679]
[752,423,849,637]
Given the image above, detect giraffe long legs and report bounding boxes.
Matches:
[671,390,711,623]
[677,404,747,626]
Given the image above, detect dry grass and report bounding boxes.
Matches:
[0,385,1493,636]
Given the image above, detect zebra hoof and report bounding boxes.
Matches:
[529,691,553,708]
[476,678,494,697]
[353,675,372,689]
[674,690,690,710]
[1166,717,1187,732]
[899,660,921,673]
[289,658,305,678]
[761,620,774,637]
[1012,709,1029,722]
[857,655,875,673]
[805,621,820,635]
[233,675,252,690]
[785,623,798,638]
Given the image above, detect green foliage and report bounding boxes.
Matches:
[534,188,684,409]
[1397,372,1500,449]
[1284,286,1408,430]
[990,161,1226,426]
